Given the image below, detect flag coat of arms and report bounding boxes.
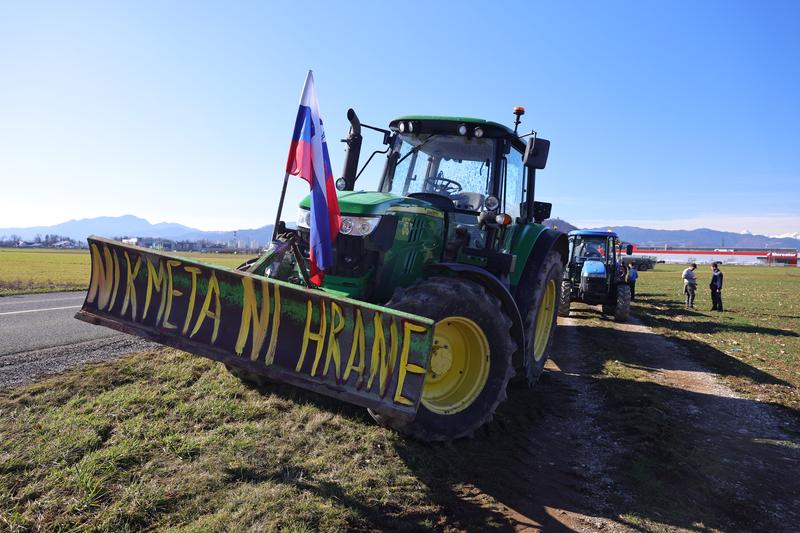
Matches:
[286,71,340,285]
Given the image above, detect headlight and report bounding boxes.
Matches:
[339,215,380,236]
[297,207,311,229]
[484,195,500,211]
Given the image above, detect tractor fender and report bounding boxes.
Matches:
[424,263,525,370]
[514,229,568,293]
[507,229,568,371]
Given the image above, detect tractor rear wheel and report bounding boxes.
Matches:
[558,280,572,317]
[614,284,631,322]
[517,251,563,386]
[370,277,516,441]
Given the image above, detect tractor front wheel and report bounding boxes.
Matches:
[614,284,631,322]
[371,277,516,441]
[517,251,563,386]
[558,280,572,317]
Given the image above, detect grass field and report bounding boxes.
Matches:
[633,264,800,409]
[1,259,798,530]
[0,248,252,296]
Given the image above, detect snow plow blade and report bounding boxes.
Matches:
[75,236,435,421]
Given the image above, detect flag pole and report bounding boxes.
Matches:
[272,171,291,241]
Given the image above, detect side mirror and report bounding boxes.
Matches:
[523,137,550,169]
[626,244,633,255]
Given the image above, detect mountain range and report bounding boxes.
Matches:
[1,215,798,250]
[543,218,800,249]
[0,215,274,245]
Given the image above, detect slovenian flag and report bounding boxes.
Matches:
[286,71,340,285]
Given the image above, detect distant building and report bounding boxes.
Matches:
[631,246,799,266]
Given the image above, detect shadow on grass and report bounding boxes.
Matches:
[233,320,800,531]
[638,297,800,338]
[570,306,793,387]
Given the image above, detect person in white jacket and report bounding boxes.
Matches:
[682,263,697,308]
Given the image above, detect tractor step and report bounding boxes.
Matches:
[75,236,435,421]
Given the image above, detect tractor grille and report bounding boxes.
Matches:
[297,229,376,278]
[408,218,425,242]
[582,277,606,294]
[332,234,368,276]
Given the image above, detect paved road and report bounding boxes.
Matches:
[0,291,156,388]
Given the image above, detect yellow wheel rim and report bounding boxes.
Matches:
[421,316,490,415]
[533,279,556,361]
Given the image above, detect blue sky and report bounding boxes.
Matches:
[1,1,798,235]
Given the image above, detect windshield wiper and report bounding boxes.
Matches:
[396,134,437,166]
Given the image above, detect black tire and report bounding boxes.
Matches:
[558,280,572,317]
[369,277,516,442]
[614,284,631,322]
[516,250,563,386]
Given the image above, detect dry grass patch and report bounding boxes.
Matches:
[0,248,249,296]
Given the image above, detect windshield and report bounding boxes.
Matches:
[571,235,609,260]
[385,134,495,211]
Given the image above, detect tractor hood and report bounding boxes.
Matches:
[299,191,441,217]
[581,259,607,278]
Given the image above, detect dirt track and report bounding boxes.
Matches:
[456,305,800,531]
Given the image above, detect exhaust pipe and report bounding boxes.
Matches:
[340,108,362,191]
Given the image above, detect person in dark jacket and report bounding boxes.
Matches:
[627,264,638,300]
[710,262,724,311]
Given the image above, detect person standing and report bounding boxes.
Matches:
[682,263,697,308]
[627,264,638,300]
[710,262,724,311]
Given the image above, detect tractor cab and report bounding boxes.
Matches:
[381,117,529,263]
[559,230,633,321]
[295,112,556,302]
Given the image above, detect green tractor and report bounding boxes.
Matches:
[76,107,567,442]
[558,230,632,322]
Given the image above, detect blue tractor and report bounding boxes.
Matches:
[558,230,633,322]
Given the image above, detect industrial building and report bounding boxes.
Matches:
[631,246,799,266]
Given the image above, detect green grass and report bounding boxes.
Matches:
[634,264,800,409]
[0,350,442,531]
[0,248,251,296]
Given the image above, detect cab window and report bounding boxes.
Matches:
[504,148,524,220]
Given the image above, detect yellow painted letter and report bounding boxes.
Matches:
[161,260,183,330]
[393,322,429,406]
[321,302,345,379]
[297,300,327,374]
[87,243,115,310]
[236,277,271,361]
[143,259,168,323]
[182,266,202,334]
[120,252,141,321]
[343,309,366,385]
[190,272,221,343]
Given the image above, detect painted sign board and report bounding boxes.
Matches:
[75,236,435,420]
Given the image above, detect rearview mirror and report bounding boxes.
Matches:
[626,244,633,255]
[523,137,550,169]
